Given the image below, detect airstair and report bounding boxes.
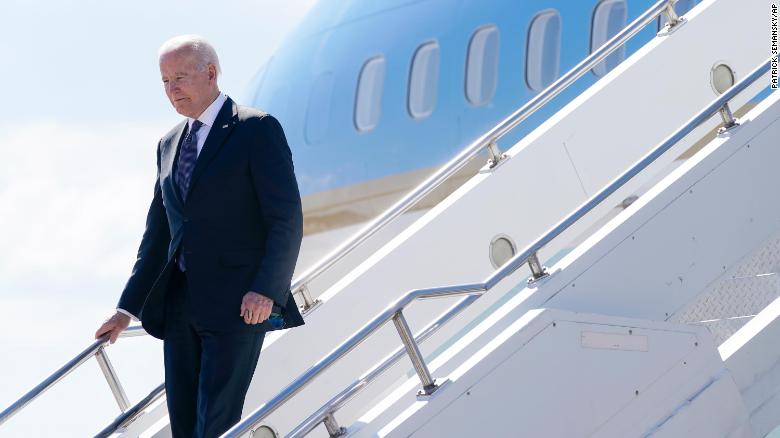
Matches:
[313,62,780,437]
[0,0,772,437]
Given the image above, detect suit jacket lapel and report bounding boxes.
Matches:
[164,121,188,209]
[160,120,187,206]
[186,97,238,203]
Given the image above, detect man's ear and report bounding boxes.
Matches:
[208,64,218,82]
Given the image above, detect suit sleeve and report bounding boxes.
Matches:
[117,141,171,317]
[248,115,304,306]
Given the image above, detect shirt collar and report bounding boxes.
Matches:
[188,92,227,130]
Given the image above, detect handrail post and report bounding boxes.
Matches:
[322,412,347,437]
[96,383,166,437]
[718,102,739,132]
[527,252,549,283]
[662,0,681,28]
[95,347,131,412]
[486,139,506,168]
[392,311,438,395]
[295,283,320,313]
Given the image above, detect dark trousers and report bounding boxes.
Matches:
[164,265,266,438]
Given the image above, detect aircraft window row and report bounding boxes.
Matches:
[347,0,698,136]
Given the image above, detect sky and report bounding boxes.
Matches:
[0,1,316,436]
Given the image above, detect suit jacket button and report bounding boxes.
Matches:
[183,217,190,223]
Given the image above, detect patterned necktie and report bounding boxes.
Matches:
[175,119,203,272]
[175,119,204,201]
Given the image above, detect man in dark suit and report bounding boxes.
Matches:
[94,35,304,437]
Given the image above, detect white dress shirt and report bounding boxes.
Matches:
[117,92,228,322]
[187,92,227,158]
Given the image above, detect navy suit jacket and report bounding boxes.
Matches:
[117,97,305,339]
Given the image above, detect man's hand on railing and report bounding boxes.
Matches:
[95,312,131,344]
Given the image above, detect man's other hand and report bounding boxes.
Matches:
[95,312,131,344]
[241,291,273,325]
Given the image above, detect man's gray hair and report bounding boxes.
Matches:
[159,35,221,76]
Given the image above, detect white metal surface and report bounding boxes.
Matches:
[671,231,780,344]
[351,69,780,438]
[370,310,751,437]
[721,295,780,437]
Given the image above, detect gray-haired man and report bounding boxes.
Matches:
[95,35,305,437]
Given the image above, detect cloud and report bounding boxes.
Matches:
[0,120,170,302]
[0,120,178,434]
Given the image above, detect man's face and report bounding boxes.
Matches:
[159,49,217,118]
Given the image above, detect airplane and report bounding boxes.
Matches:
[241,0,701,258]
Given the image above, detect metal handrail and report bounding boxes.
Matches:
[289,294,481,437]
[288,0,682,311]
[0,326,146,428]
[222,55,773,438]
[95,383,166,438]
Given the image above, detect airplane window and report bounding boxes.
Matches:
[591,0,627,78]
[657,0,698,30]
[466,25,499,106]
[305,72,335,144]
[408,41,440,118]
[526,10,561,92]
[355,55,386,132]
